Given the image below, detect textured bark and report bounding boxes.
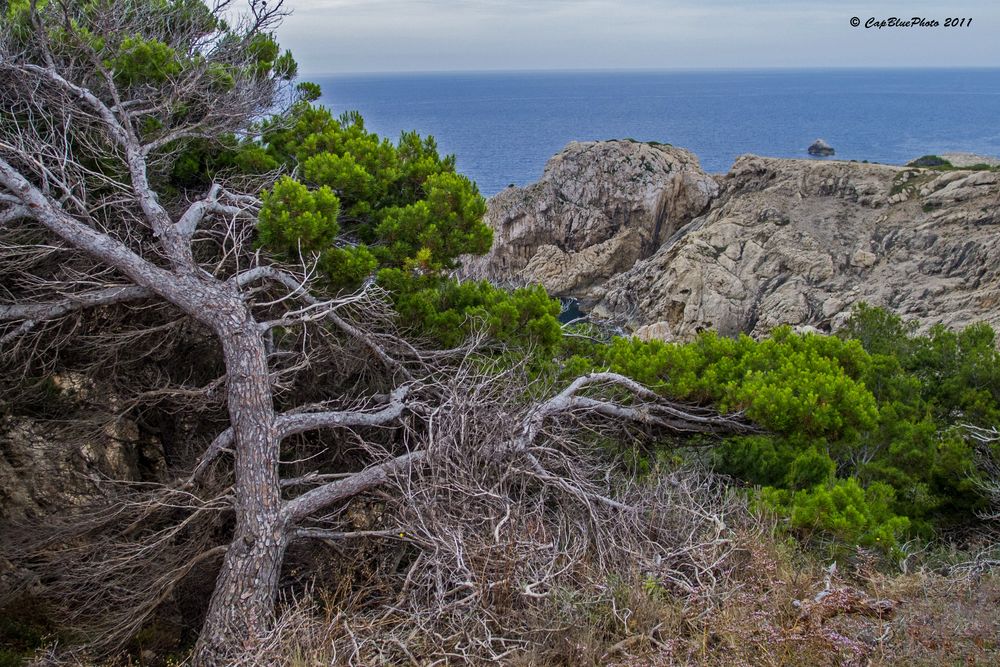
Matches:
[191,302,287,666]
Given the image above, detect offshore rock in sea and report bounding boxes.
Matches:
[808,138,835,157]
[460,140,718,304]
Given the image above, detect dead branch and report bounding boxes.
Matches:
[0,284,151,342]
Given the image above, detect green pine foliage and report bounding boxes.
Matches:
[559,310,998,552]
[246,87,560,352]
[379,269,563,353]
[761,479,910,550]
[257,178,341,255]
[108,35,184,86]
[255,104,491,290]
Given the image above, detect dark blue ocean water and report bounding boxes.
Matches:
[312,69,1000,197]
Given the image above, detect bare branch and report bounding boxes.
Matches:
[0,155,191,308]
[0,285,151,343]
[0,203,33,227]
[184,428,236,489]
[235,265,413,377]
[292,528,410,542]
[175,184,260,238]
[516,372,753,450]
[276,385,411,440]
[15,62,131,147]
[964,424,1000,525]
[280,472,353,488]
[142,129,219,156]
[283,451,425,523]
[185,385,412,490]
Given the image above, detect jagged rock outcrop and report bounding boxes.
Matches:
[463,140,718,303]
[472,141,1000,341]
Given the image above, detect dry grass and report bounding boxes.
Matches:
[603,540,1000,667]
[12,490,998,666]
[227,529,999,667]
[16,535,997,666]
[874,569,1000,665]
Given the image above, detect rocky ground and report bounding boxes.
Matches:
[462,140,718,304]
[0,374,165,521]
[941,152,1000,168]
[466,141,1000,341]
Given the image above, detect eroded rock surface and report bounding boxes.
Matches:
[471,142,1000,341]
[462,140,718,303]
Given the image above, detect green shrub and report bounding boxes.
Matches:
[257,104,491,289]
[907,155,952,168]
[762,479,910,552]
[561,305,997,548]
[381,270,562,354]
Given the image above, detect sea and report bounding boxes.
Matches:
[312,69,1000,197]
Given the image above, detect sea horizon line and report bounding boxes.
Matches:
[304,65,1000,78]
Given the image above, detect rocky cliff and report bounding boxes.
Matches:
[463,140,718,303]
[469,142,1000,341]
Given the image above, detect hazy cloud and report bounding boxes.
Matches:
[276,0,1000,74]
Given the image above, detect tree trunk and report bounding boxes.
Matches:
[192,300,288,666]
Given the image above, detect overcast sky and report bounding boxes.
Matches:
[276,0,1000,74]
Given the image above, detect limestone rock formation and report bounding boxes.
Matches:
[472,141,1000,342]
[598,156,1000,339]
[462,140,718,304]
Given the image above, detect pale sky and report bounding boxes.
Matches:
[276,0,1000,74]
